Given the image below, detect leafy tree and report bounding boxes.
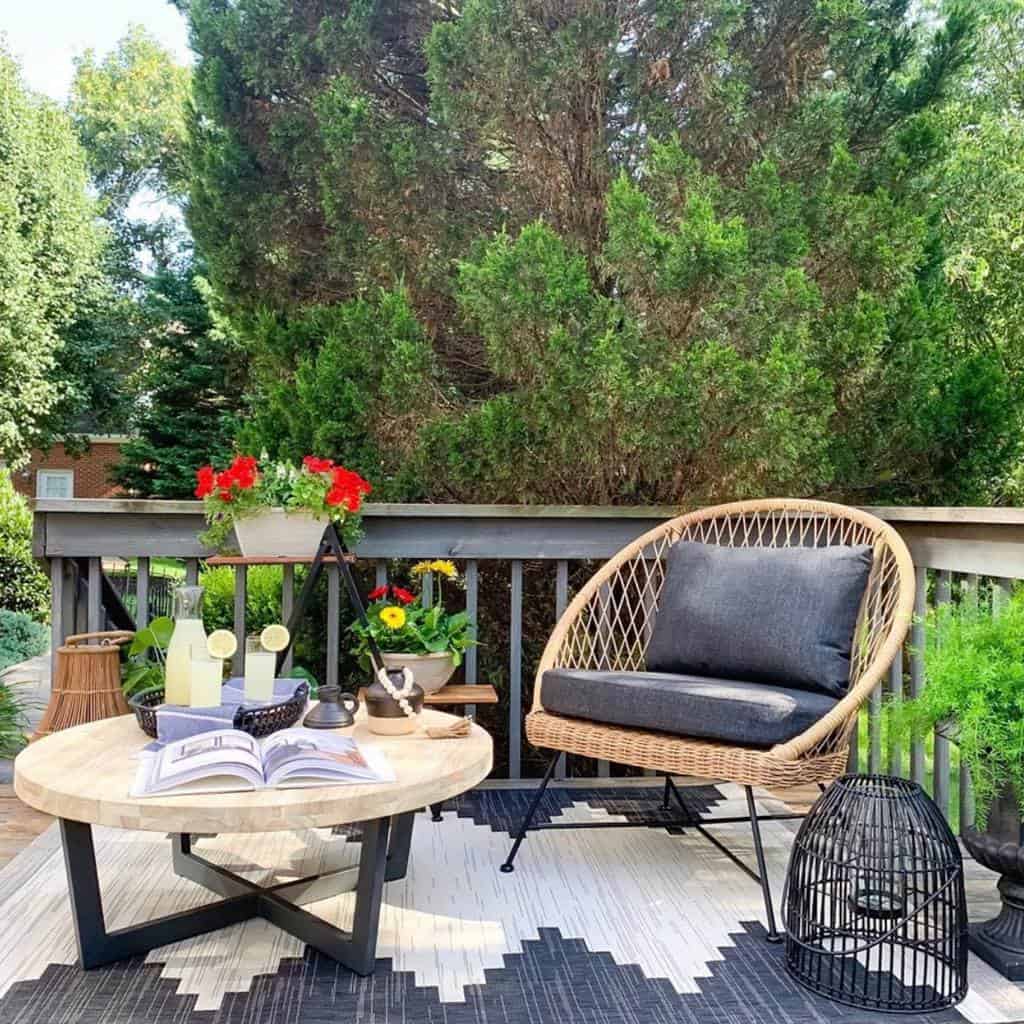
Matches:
[0,51,103,467]
[182,0,1024,505]
[56,27,246,494]
[113,251,249,497]
[69,25,190,215]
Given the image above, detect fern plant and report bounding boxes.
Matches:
[889,590,1024,827]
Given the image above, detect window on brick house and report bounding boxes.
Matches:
[36,470,74,499]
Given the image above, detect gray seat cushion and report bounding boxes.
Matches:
[540,669,838,748]
[646,541,873,698]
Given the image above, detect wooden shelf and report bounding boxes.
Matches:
[357,684,498,706]
[205,553,356,566]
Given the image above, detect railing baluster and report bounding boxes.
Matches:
[933,570,952,817]
[464,560,479,720]
[509,560,523,779]
[87,558,102,633]
[375,559,387,590]
[49,557,65,679]
[887,656,903,777]
[422,570,434,609]
[958,572,975,831]
[232,567,247,676]
[281,564,295,675]
[868,679,882,774]
[555,559,569,779]
[910,570,927,787]
[136,557,150,630]
[185,558,199,586]
[327,563,340,689]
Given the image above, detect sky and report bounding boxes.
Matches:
[2,0,192,101]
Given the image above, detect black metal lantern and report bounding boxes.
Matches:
[784,774,967,1013]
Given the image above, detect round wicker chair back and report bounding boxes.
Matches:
[528,499,915,787]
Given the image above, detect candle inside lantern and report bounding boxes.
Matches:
[244,635,276,701]
[189,654,223,707]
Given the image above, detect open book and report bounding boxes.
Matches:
[132,727,394,797]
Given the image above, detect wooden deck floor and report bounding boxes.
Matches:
[0,785,51,870]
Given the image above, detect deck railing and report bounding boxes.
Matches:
[32,499,1024,826]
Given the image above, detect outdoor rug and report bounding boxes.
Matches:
[0,782,1022,1024]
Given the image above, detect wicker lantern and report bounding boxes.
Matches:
[784,774,967,1013]
[33,631,133,739]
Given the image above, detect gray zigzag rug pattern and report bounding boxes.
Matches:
[0,785,1020,1024]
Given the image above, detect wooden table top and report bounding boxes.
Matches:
[14,709,492,835]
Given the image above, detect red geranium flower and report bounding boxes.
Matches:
[303,455,334,474]
[325,466,372,512]
[194,465,216,499]
[228,454,258,490]
[391,586,415,605]
[368,585,388,601]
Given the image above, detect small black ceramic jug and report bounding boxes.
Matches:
[303,684,358,729]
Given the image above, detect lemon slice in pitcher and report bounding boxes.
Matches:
[207,629,238,660]
[260,623,290,652]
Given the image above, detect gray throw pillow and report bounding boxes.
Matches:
[645,541,874,698]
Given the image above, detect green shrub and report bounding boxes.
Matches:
[0,609,49,673]
[0,681,30,759]
[0,470,49,621]
[199,564,283,635]
[0,557,50,620]
[889,590,1024,826]
[0,469,33,556]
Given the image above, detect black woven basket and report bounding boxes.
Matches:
[129,681,310,739]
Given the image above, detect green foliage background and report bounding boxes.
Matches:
[174,0,1024,506]
[0,51,103,467]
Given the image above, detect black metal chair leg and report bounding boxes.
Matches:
[661,775,671,810]
[500,752,560,873]
[745,786,781,943]
[430,803,444,822]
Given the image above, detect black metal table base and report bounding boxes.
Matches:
[60,812,415,974]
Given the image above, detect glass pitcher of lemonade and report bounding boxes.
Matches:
[165,585,208,705]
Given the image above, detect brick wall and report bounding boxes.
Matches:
[13,439,128,499]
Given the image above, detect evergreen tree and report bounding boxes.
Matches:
[114,252,247,498]
[180,0,1024,504]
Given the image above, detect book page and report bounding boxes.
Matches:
[261,728,393,787]
[132,729,264,797]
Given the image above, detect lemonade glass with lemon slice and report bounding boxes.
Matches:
[242,624,289,701]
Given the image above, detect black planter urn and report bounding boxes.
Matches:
[963,787,1024,979]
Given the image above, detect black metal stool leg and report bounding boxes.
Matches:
[745,786,781,943]
[500,752,560,873]
[661,774,671,810]
[430,803,444,822]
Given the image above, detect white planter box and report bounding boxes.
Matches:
[380,652,456,694]
[233,508,330,558]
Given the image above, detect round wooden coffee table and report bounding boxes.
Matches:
[15,709,492,974]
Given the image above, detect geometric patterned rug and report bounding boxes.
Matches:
[0,783,1022,1024]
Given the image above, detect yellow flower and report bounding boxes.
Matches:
[379,606,407,629]
[430,559,457,578]
[411,561,433,576]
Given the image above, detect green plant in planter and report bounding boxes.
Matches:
[889,589,1024,827]
[348,560,476,669]
[122,615,173,695]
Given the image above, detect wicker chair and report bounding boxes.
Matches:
[501,498,916,941]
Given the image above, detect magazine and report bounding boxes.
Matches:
[132,727,394,798]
